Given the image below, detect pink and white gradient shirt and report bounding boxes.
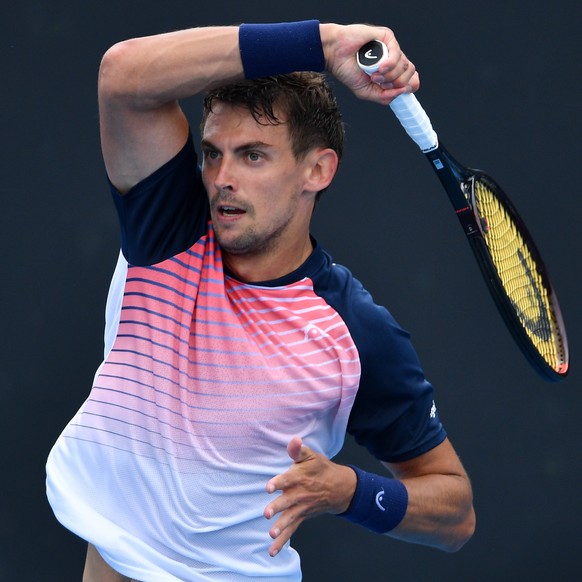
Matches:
[46,135,445,581]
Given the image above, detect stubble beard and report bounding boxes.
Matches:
[210,189,299,260]
[215,218,291,258]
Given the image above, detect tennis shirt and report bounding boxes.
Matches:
[46,134,446,581]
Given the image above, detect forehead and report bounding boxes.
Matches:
[202,102,290,144]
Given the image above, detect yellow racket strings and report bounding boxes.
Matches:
[474,180,567,373]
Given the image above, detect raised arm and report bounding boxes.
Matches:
[97,26,242,193]
[97,21,419,193]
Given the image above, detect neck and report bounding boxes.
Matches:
[223,235,314,283]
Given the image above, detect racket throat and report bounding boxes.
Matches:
[424,147,482,238]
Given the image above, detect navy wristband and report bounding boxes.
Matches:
[338,466,408,534]
[239,20,325,79]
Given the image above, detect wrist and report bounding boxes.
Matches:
[337,465,408,534]
[318,23,339,69]
[238,20,325,79]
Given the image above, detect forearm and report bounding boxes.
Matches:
[338,440,475,552]
[98,21,415,113]
[98,26,242,110]
[387,470,475,552]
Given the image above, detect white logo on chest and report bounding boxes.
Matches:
[303,324,321,340]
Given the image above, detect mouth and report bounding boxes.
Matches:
[219,205,246,217]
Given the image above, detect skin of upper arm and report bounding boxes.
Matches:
[382,438,470,481]
[97,27,242,194]
[98,44,190,194]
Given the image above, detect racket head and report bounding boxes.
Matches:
[459,166,569,381]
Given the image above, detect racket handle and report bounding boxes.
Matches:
[357,41,438,152]
[389,94,438,152]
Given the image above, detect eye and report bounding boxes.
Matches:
[203,149,220,161]
[246,151,263,162]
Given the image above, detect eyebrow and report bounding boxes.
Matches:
[200,139,273,154]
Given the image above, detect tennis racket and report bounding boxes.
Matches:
[357,40,569,382]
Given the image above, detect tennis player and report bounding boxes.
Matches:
[46,20,475,581]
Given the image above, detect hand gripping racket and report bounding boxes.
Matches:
[357,40,569,382]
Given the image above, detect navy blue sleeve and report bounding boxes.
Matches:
[314,258,446,463]
[110,134,209,266]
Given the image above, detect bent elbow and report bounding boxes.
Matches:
[98,39,143,105]
[442,507,476,553]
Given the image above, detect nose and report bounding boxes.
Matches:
[213,156,237,192]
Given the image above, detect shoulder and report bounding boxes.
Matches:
[110,133,210,266]
[313,257,405,350]
[312,253,445,462]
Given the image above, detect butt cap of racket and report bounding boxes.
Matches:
[356,40,388,75]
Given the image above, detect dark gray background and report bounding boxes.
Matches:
[2,1,581,580]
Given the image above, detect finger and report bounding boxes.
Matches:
[374,53,415,87]
[378,32,403,73]
[359,83,411,107]
[392,59,418,90]
[266,467,296,494]
[268,515,302,557]
[368,65,419,103]
[264,494,287,519]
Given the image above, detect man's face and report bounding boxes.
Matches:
[201,103,315,260]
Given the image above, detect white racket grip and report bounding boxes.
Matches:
[389,93,438,152]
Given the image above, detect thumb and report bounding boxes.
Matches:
[287,435,311,464]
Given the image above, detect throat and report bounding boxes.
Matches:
[223,237,314,283]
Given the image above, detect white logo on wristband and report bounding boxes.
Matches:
[375,490,386,511]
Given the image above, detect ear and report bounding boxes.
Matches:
[302,148,339,194]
